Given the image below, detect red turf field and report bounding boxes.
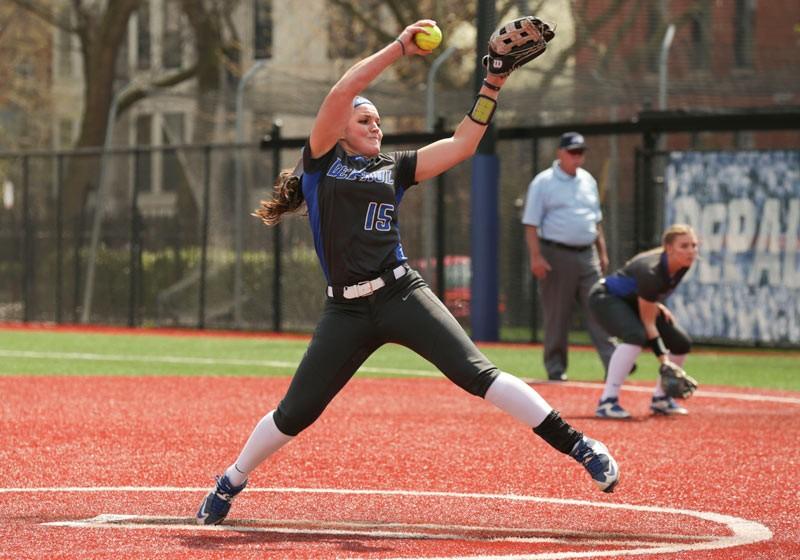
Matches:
[1,372,798,559]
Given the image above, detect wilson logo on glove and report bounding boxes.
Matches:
[482,16,556,77]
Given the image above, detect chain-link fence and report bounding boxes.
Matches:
[2,112,799,346]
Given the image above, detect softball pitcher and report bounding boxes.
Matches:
[197,17,619,526]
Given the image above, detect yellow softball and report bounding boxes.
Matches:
[414,24,442,51]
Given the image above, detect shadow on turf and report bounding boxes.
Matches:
[178,532,396,553]
[568,414,684,422]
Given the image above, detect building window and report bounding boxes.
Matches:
[253,0,273,59]
[690,1,711,70]
[135,114,153,192]
[137,3,151,70]
[734,0,756,68]
[161,113,186,193]
[162,0,183,69]
[115,25,130,82]
[56,8,73,78]
[734,131,754,149]
[15,61,33,79]
[58,119,74,148]
[646,4,663,73]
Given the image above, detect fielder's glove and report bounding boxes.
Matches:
[659,361,699,399]
[482,16,555,77]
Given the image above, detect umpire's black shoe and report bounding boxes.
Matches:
[196,474,247,525]
[548,372,567,381]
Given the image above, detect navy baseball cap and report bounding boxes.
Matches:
[559,132,587,150]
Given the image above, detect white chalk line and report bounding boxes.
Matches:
[1,348,798,405]
[22,486,770,560]
[0,348,438,377]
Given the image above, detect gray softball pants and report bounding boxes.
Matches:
[588,282,692,354]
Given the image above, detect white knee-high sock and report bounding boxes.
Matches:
[485,371,553,428]
[653,353,688,397]
[671,354,687,367]
[224,410,293,486]
[601,343,642,400]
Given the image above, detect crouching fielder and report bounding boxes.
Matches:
[590,224,700,419]
[196,17,619,526]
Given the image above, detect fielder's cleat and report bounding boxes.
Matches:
[595,397,631,419]
[196,474,247,525]
[651,395,688,416]
[548,372,567,382]
[570,436,619,493]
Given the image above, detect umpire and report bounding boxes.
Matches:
[522,132,615,381]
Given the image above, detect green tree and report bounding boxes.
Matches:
[0,4,52,151]
[11,0,239,223]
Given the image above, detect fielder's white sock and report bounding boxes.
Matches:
[671,354,687,367]
[601,343,642,401]
[224,410,293,486]
[485,371,553,427]
[653,353,688,397]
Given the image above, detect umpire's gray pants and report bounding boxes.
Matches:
[538,244,615,378]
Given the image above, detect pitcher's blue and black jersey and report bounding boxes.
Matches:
[603,249,689,306]
[302,143,418,286]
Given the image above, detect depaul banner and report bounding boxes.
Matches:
[665,150,800,345]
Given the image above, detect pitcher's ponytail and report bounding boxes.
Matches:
[253,169,305,226]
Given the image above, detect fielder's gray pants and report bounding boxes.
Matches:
[538,244,615,378]
[588,282,692,354]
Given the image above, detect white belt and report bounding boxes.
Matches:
[327,264,408,299]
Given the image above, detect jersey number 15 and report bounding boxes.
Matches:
[364,202,394,232]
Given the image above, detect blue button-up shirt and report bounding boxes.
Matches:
[521,160,602,246]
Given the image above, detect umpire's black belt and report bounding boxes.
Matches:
[327,264,409,300]
[540,238,593,252]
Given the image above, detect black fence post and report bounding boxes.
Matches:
[435,117,446,301]
[271,122,283,332]
[71,183,91,323]
[641,130,658,252]
[128,149,142,327]
[22,155,31,322]
[634,147,643,254]
[529,137,540,343]
[198,145,211,329]
[55,154,64,324]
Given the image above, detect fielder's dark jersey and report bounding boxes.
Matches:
[301,142,418,286]
[603,249,689,306]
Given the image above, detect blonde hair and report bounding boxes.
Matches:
[662,223,696,247]
[253,169,305,226]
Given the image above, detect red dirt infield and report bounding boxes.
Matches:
[0,376,797,559]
